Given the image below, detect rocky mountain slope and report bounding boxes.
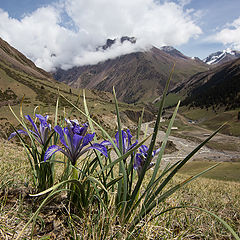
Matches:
[0,37,53,81]
[203,48,240,65]
[54,45,208,103]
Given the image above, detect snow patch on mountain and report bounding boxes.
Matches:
[204,48,240,65]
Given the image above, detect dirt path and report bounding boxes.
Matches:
[141,120,240,167]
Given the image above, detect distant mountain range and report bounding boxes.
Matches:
[54,41,208,103]
[1,35,240,114]
[203,48,240,65]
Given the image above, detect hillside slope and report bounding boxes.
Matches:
[0,37,53,80]
[174,58,240,110]
[54,46,208,103]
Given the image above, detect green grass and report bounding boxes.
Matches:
[201,110,240,136]
[178,161,240,182]
[179,107,240,136]
[165,93,182,107]
[205,140,240,152]
[179,107,217,121]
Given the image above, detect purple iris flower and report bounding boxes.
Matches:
[134,145,160,176]
[101,129,138,156]
[8,114,51,145]
[44,119,108,166]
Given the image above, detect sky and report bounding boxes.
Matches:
[0,0,240,71]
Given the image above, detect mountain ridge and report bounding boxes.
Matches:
[0,37,53,81]
[203,48,240,65]
[54,45,208,103]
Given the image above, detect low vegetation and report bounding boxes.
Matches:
[0,72,239,240]
[1,140,239,239]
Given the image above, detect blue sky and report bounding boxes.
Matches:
[0,0,239,71]
[0,0,55,19]
[179,0,240,57]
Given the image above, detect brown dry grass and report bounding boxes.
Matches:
[0,139,239,239]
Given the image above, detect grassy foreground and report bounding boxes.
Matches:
[0,139,239,239]
[179,161,240,182]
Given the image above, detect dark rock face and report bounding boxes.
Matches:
[120,36,136,44]
[102,39,116,50]
[160,46,188,60]
[98,36,136,51]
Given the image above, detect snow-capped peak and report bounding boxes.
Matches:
[223,48,236,55]
[160,46,175,52]
[203,48,240,65]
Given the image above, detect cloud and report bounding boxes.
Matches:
[0,0,202,71]
[211,17,240,50]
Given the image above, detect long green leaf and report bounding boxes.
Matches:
[83,90,107,188]
[124,159,182,222]
[136,108,144,141]
[130,163,221,230]
[128,64,175,213]
[145,124,225,209]
[91,181,111,216]
[112,87,128,210]
[113,87,123,155]
[147,100,180,197]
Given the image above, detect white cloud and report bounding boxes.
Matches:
[212,17,240,50]
[0,0,202,71]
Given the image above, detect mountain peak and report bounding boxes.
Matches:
[160,46,175,52]
[204,48,240,65]
[160,46,188,59]
[99,36,136,51]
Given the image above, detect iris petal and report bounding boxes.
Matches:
[47,121,108,165]
[80,143,108,158]
[25,115,40,138]
[115,131,120,149]
[100,140,112,146]
[54,125,68,148]
[140,145,148,153]
[73,134,82,149]
[153,147,161,156]
[126,129,132,149]
[44,145,64,161]
[82,133,95,148]
[78,123,88,136]
[64,127,74,153]
[8,130,28,140]
[134,153,142,170]
[122,131,127,154]
[35,114,48,123]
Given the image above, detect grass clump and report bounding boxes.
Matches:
[1,68,239,239]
